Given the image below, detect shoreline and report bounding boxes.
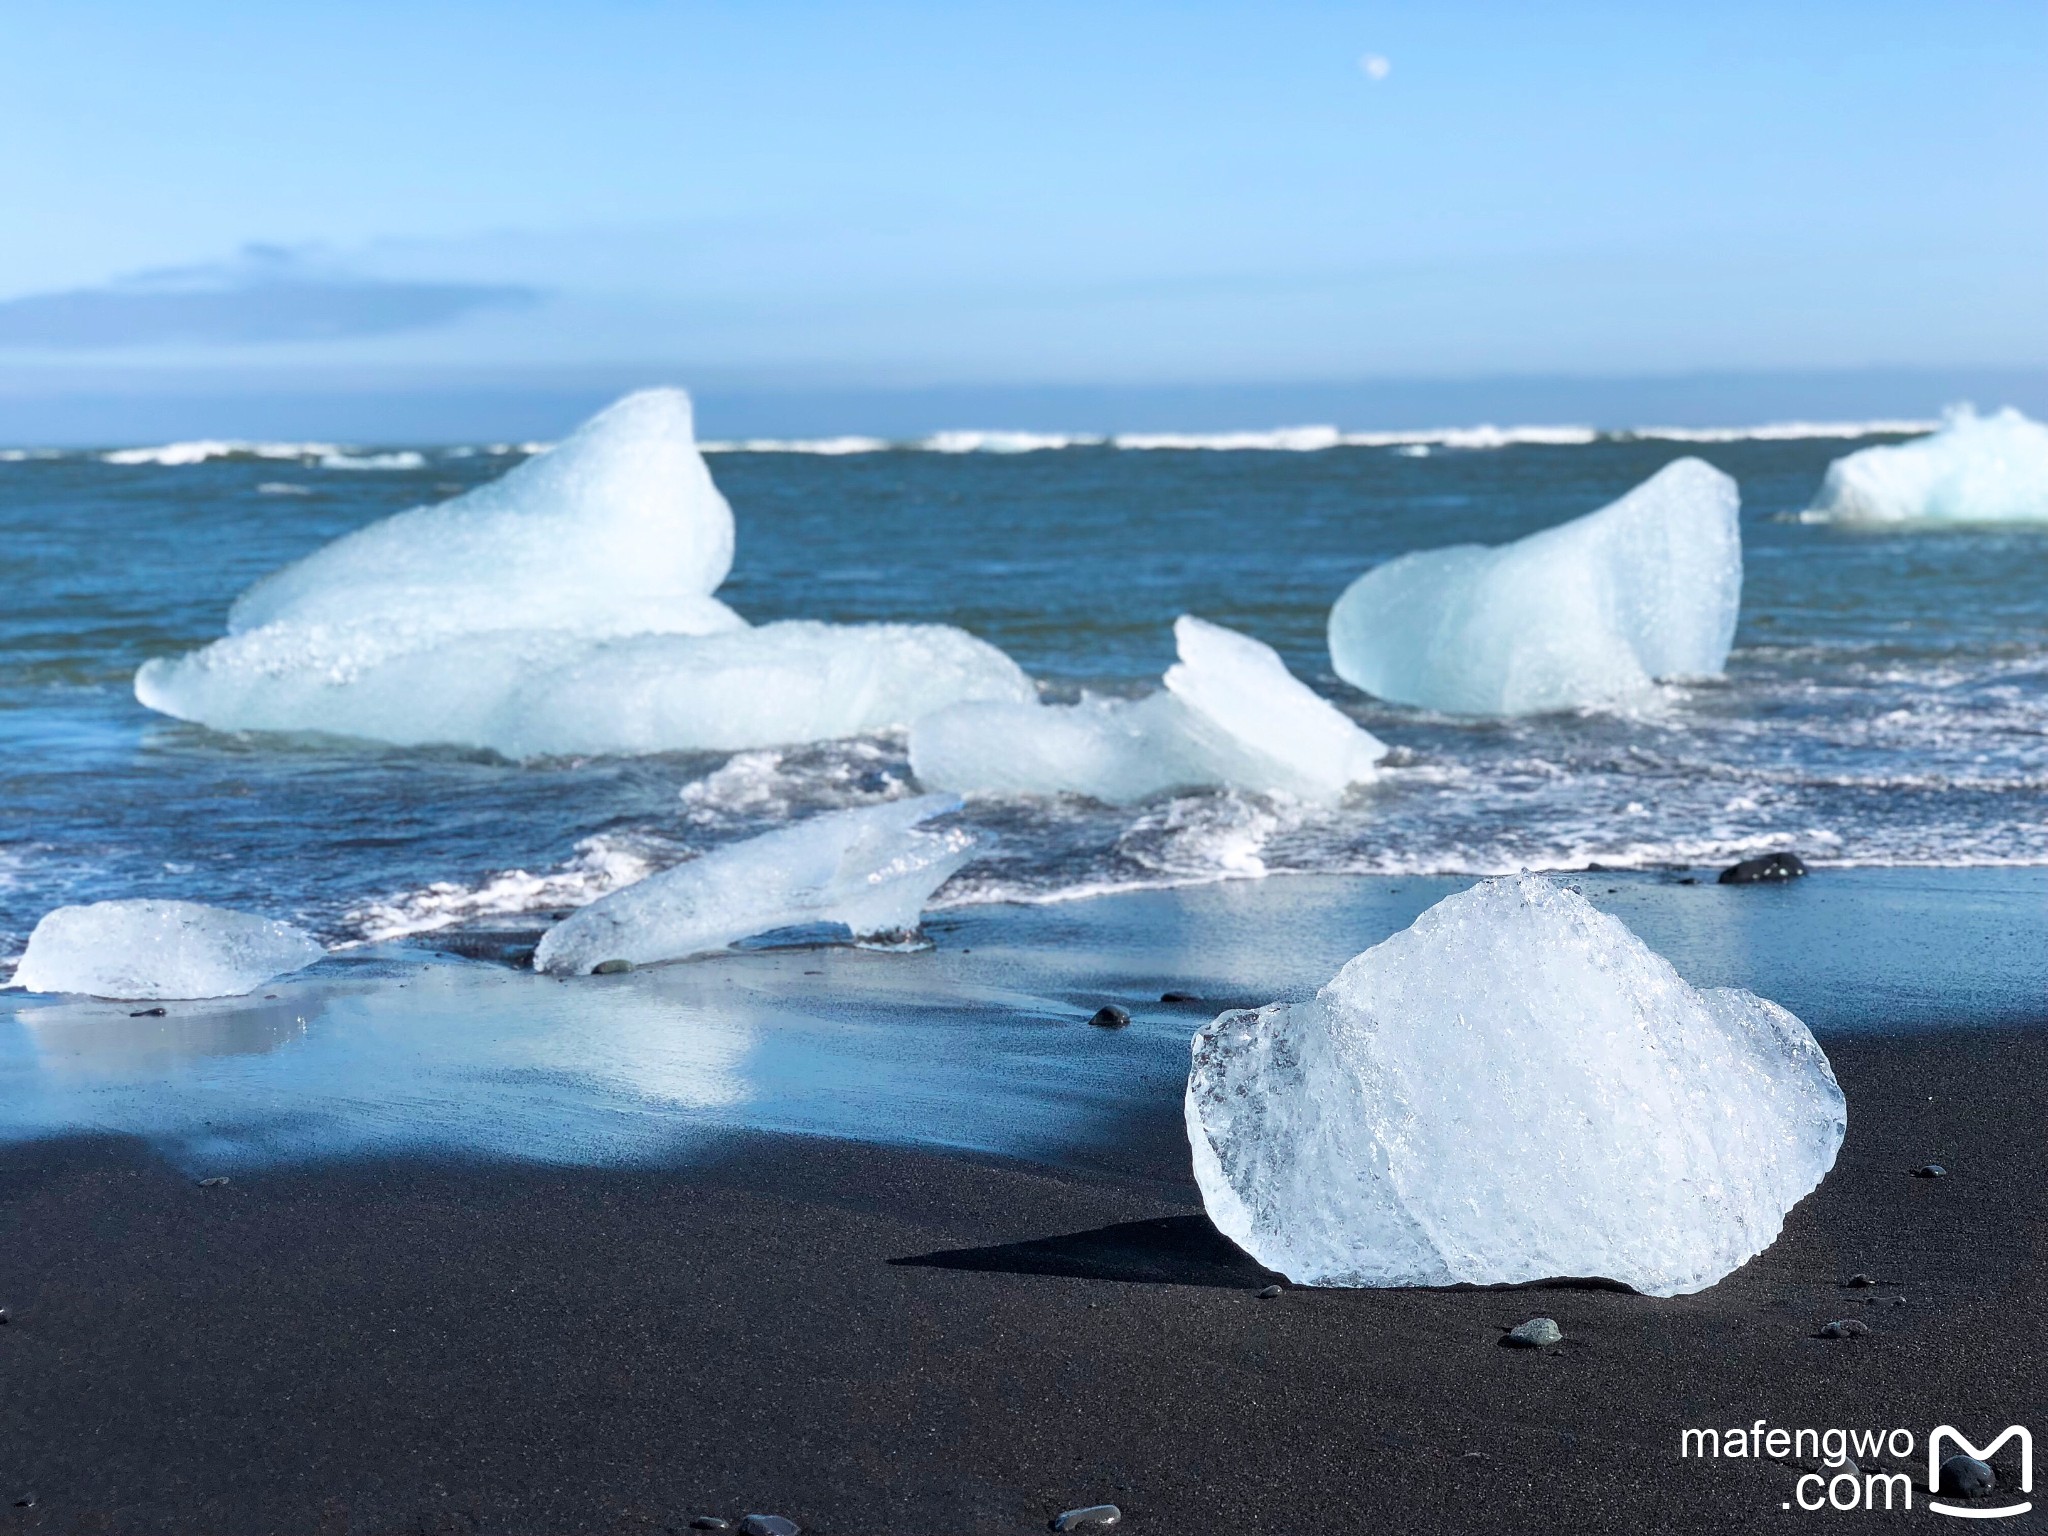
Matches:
[3,1024,2043,1533]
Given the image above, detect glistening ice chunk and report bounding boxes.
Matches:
[1327,458,1741,715]
[533,796,976,974]
[12,900,324,1000]
[134,389,1033,756]
[1805,406,2048,524]
[142,619,1033,759]
[1185,876,1845,1296]
[909,616,1386,804]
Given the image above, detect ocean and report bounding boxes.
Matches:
[2,420,2044,1164]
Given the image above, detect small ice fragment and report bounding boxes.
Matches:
[1185,875,1845,1296]
[911,616,1386,803]
[533,796,974,974]
[1805,406,2048,524]
[1503,1317,1562,1348]
[1327,458,1741,715]
[12,899,323,1000]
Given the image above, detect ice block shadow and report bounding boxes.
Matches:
[891,1214,1284,1290]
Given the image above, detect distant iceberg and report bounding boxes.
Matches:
[533,796,974,974]
[910,616,1387,804]
[1327,457,1741,716]
[1804,406,2048,524]
[12,899,324,999]
[136,390,1033,756]
[1185,876,1845,1295]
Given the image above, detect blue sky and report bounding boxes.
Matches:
[2,1,2045,410]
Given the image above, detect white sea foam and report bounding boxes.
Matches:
[919,430,1104,453]
[698,435,892,455]
[316,450,428,471]
[346,836,657,943]
[103,440,343,466]
[1628,419,1937,443]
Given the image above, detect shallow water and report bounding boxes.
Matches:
[2,869,2039,1171]
[2,430,2044,958]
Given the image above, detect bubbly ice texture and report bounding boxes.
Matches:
[12,899,324,1000]
[909,616,1387,804]
[135,389,1034,756]
[1327,457,1741,716]
[533,796,976,974]
[1185,876,1845,1296]
[1804,406,2048,524]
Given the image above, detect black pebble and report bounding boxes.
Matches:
[1819,1319,1870,1339]
[1677,876,1699,885]
[1844,1273,1877,1287]
[1160,990,1202,1003]
[13,1495,33,1509]
[129,1006,168,1016]
[1718,851,1808,884]
[1912,1163,1948,1178]
[197,1176,230,1188]
[1939,1454,1996,1497]
[591,958,633,975]
[1256,1284,1283,1299]
[1087,1005,1131,1029]
[689,1521,731,1532]
[1050,1506,1122,1532]
[0,1306,10,1324]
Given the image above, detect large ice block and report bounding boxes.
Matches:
[1805,406,2048,524]
[533,796,976,974]
[1327,458,1741,716]
[1185,875,1845,1295]
[134,389,1033,756]
[12,899,324,1000]
[909,616,1386,804]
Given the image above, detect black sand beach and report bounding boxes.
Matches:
[2,1025,2041,1535]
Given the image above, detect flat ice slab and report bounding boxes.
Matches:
[909,616,1386,804]
[1804,406,2048,524]
[135,389,1033,756]
[534,795,976,974]
[1185,875,1845,1295]
[1327,457,1741,716]
[12,899,324,1000]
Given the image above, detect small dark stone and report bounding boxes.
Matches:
[0,1306,10,1324]
[13,1495,34,1508]
[1844,1273,1878,1287]
[1086,1005,1131,1029]
[1677,876,1699,885]
[1050,1506,1122,1532]
[197,1176,230,1188]
[591,958,633,975]
[1160,990,1202,1003]
[129,1006,168,1016]
[1939,1454,1996,1498]
[1818,1319,1869,1339]
[1718,851,1808,884]
[737,1517,800,1536]
[689,1521,731,1532]
[1912,1163,1948,1178]
[1256,1284,1283,1299]
[1503,1317,1562,1348]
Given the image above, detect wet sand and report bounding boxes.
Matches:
[2,1025,2042,1534]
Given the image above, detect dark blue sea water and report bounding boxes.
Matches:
[3,427,2043,962]
[3,422,2044,1165]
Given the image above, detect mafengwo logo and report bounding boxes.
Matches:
[1680,1421,2033,1517]
[1928,1426,2031,1520]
